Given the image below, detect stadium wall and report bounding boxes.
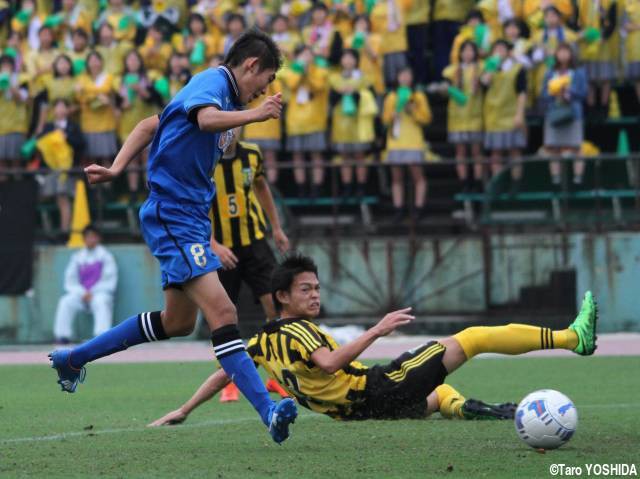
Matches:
[1,233,639,343]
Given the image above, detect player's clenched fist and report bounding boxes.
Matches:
[255,92,283,121]
[85,164,119,184]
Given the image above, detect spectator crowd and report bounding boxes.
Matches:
[1,0,639,229]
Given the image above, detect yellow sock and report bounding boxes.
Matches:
[454,324,579,359]
[436,384,466,419]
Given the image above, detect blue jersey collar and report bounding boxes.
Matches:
[219,64,241,107]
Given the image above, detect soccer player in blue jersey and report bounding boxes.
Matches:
[48,29,297,444]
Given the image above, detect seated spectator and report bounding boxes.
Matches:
[283,45,330,197]
[0,55,29,182]
[481,40,527,192]
[329,49,378,197]
[38,98,86,236]
[442,40,484,191]
[382,66,431,220]
[53,225,118,344]
[541,43,588,187]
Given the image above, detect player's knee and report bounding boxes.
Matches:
[216,302,238,326]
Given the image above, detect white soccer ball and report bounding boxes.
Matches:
[514,389,578,450]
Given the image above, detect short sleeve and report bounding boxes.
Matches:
[183,71,225,123]
[246,334,262,367]
[282,322,324,357]
[254,148,265,178]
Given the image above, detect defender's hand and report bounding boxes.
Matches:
[273,228,290,253]
[211,243,238,269]
[85,164,119,184]
[254,93,282,122]
[371,307,415,337]
[148,409,187,427]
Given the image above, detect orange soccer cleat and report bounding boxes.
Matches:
[266,378,290,398]
[219,382,240,403]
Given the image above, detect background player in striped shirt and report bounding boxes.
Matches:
[150,254,596,425]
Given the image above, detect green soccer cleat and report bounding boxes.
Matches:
[461,399,517,420]
[568,291,598,356]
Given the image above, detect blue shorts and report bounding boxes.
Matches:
[140,196,222,289]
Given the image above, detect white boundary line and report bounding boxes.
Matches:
[1,413,320,445]
[3,403,638,445]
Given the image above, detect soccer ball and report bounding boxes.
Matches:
[514,389,578,450]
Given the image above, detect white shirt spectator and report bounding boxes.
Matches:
[53,243,118,342]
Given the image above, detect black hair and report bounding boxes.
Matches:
[554,41,577,70]
[544,5,562,18]
[224,28,282,72]
[53,54,73,77]
[465,9,484,23]
[52,98,70,108]
[187,12,207,34]
[311,2,329,13]
[0,54,16,69]
[458,39,479,63]
[72,28,89,40]
[123,48,146,75]
[352,14,371,30]
[85,50,104,73]
[271,254,319,312]
[491,39,513,52]
[503,18,530,39]
[342,48,360,66]
[226,12,246,29]
[270,14,288,29]
[82,224,100,236]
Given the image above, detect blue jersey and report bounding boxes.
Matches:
[147,66,241,204]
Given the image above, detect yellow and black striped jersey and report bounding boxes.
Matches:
[210,142,268,248]
[247,318,369,420]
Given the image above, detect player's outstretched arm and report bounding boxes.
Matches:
[253,175,289,253]
[148,369,231,427]
[85,115,159,184]
[196,93,282,132]
[310,308,415,374]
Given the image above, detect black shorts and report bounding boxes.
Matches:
[217,239,276,304]
[347,341,448,420]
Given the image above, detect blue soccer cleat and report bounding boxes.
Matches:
[268,398,297,444]
[49,349,86,393]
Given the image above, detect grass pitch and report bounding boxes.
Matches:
[1,356,639,478]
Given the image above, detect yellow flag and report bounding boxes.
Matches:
[67,180,91,248]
